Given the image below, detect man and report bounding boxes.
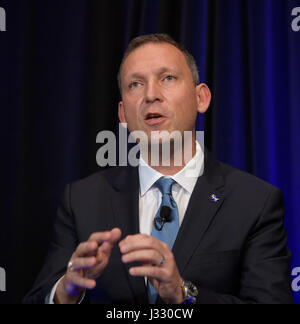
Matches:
[24,34,293,304]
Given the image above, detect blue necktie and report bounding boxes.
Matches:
[147,177,180,304]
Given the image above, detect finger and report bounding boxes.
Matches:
[76,241,98,258]
[94,244,117,272]
[83,250,111,279]
[67,272,96,290]
[68,257,96,271]
[109,228,122,244]
[83,230,122,279]
[88,228,122,246]
[90,247,113,270]
[129,265,167,282]
[119,234,170,256]
[97,228,122,255]
[85,258,108,278]
[88,231,113,244]
[122,249,164,266]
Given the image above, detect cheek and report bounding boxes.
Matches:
[122,102,142,128]
[173,92,198,122]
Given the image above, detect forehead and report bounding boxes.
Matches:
[121,42,190,78]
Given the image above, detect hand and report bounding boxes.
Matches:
[54,228,122,304]
[119,234,184,304]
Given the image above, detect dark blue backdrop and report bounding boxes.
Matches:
[190,0,300,303]
[0,0,299,304]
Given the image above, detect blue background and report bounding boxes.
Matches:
[0,0,299,303]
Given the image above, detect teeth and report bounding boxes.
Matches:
[147,114,162,120]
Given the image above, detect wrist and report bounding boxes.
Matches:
[173,281,185,304]
[167,278,185,304]
[54,276,84,304]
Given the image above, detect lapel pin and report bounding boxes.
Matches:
[210,194,220,202]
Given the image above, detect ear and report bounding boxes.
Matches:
[196,83,211,114]
[118,101,127,124]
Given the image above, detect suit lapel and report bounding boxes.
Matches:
[172,149,226,275]
[106,167,148,304]
[104,149,226,304]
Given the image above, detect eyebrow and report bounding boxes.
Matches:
[126,67,178,81]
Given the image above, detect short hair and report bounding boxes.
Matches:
[117,33,200,93]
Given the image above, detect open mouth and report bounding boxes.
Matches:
[144,113,167,126]
[145,113,164,120]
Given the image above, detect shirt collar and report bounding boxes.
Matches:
[138,141,204,196]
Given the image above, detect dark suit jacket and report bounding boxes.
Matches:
[23,150,294,304]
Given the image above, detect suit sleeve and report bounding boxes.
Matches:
[23,184,79,304]
[195,188,294,304]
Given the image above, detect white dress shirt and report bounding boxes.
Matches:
[48,142,204,303]
[138,141,204,235]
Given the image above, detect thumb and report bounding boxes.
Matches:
[99,228,122,255]
[109,228,122,244]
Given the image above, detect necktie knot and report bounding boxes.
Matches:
[155,177,176,196]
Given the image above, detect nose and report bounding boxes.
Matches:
[144,80,163,104]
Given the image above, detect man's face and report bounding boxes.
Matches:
[118,42,210,140]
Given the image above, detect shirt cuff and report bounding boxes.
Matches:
[45,276,86,304]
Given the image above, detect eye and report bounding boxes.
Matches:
[129,81,142,89]
[163,75,176,82]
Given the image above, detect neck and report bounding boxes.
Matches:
[140,133,197,176]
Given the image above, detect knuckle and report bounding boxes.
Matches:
[149,267,156,277]
[145,236,155,246]
[96,249,106,260]
[89,232,101,242]
[161,242,169,250]
[123,236,131,245]
[168,251,174,261]
[98,254,108,267]
[138,234,150,243]
[85,258,93,268]
[150,251,157,261]
[89,241,98,251]
[75,260,84,269]
[163,269,172,281]
[76,242,85,252]
[89,256,96,265]
[88,233,95,241]
[149,236,157,245]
